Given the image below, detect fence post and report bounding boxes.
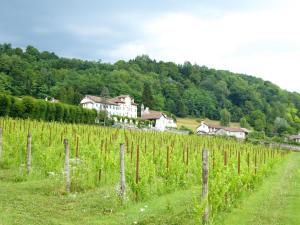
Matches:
[135,144,140,200]
[238,151,241,175]
[136,144,140,185]
[64,139,70,193]
[202,148,209,224]
[120,143,126,199]
[76,136,79,161]
[0,127,2,160]
[26,131,32,174]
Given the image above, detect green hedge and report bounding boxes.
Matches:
[0,94,97,124]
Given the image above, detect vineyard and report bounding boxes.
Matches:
[0,117,289,224]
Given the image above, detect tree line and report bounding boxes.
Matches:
[1,43,300,136]
[0,94,97,124]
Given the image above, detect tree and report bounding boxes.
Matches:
[220,109,231,126]
[240,117,250,129]
[274,117,289,135]
[248,110,266,131]
[100,86,110,110]
[176,99,188,117]
[0,94,11,116]
[142,83,154,108]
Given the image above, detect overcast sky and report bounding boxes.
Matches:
[1,0,299,92]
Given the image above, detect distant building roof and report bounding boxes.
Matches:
[222,127,249,133]
[201,121,248,133]
[83,95,138,106]
[141,110,165,120]
[289,135,300,140]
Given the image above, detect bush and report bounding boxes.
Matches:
[10,98,25,118]
[0,94,97,124]
[0,94,11,116]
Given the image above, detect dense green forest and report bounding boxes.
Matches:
[1,43,300,136]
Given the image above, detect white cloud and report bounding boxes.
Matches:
[110,0,300,92]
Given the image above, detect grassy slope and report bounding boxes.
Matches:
[177,118,241,132]
[213,152,300,225]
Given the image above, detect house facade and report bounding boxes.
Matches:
[141,105,177,131]
[289,134,300,143]
[196,121,248,139]
[80,95,138,118]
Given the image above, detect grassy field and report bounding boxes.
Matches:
[0,169,198,225]
[176,118,241,132]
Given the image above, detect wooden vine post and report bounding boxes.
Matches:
[26,131,32,174]
[202,148,209,224]
[76,136,79,161]
[64,139,70,193]
[166,146,170,170]
[119,143,126,199]
[135,144,140,200]
[0,127,2,161]
[237,151,241,175]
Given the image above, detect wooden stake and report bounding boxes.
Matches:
[120,143,126,199]
[254,153,257,175]
[26,131,32,174]
[0,127,2,160]
[76,136,79,160]
[247,152,250,172]
[238,151,241,175]
[202,148,209,224]
[64,139,70,193]
[224,151,227,167]
[135,144,140,184]
[166,146,170,170]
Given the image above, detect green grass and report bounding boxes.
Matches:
[0,168,199,225]
[213,152,300,225]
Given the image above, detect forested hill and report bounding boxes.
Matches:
[1,43,300,135]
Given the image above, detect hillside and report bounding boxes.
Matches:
[1,43,300,135]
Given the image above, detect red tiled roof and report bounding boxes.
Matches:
[83,95,138,107]
[142,110,165,120]
[84,95,119,105]
[202,122,248,133]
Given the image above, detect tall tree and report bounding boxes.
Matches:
[142,83,154,108]
[220,108,231,126]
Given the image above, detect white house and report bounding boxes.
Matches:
[215,127,248,139]
[196,121,248,139]
[289,134,300,143]
[141,105,177,131]
[196,121,223,134]
[80,95,138,118]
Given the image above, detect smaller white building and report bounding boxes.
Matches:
[289,134,300,143]
[196,121,248,139]
[215,127,248,139]
[196,121,222,134]
[141,105,176,131]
